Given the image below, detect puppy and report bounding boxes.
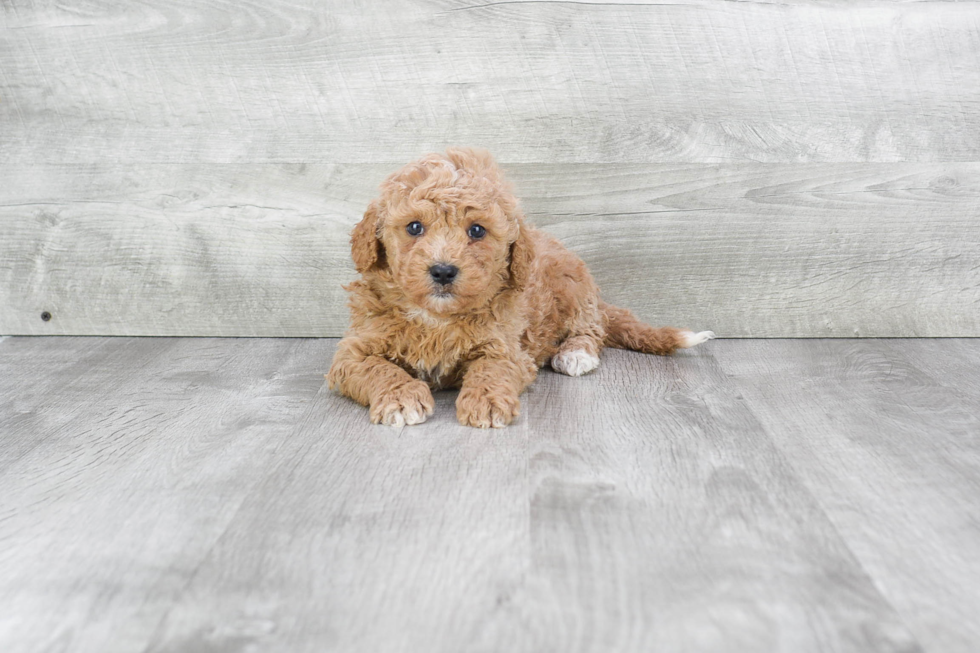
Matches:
[327,148,714,428]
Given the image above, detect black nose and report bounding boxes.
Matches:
[429,263,459,286]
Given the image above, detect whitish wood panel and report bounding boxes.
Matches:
[2,162,978,337]
[716,339,980,653]
[1,336,941,653]
[2,0,980,164]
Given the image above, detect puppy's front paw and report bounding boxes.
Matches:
[370,380,435,427]
[456,387,520,429]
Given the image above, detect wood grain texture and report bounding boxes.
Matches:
[2,162,978,337]
[143,370,533,653]
[3,0,980,336]
[6,336,979,652]
[492,341,919,653]
[0,336,335,653]
[715,339,980,653]
[2,0,979,164]
[141,340,918,653]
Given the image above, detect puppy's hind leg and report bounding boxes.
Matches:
[550,334,603,377]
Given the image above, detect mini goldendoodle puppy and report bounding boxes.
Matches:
[327,148,714,428]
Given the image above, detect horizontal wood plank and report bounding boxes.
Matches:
[2,0,979,164]
[1,162,978,337]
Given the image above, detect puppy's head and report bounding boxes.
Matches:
[351,147,532,315]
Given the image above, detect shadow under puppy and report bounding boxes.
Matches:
[327,148,714,428]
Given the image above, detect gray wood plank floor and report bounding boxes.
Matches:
[0,337,977,653]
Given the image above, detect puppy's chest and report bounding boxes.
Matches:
[390,316,468,388]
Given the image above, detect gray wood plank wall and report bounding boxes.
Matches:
[2,0,979,336]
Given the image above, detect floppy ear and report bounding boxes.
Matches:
[508,223,534,291]
[350,200,385,273]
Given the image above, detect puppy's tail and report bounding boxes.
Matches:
[600,301,715,355]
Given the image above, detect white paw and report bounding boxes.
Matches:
[380,405,429,427]
[551,349,600,377]
[679,330,716,348]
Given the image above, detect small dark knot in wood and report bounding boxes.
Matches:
[41,311,52,322]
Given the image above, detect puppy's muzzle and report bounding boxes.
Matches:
[429,263,459,286]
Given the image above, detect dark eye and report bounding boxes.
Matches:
[467,224,486,239]
[406,221,424,236]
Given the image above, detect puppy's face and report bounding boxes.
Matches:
[352,150,527,316]
[382,196,512,314]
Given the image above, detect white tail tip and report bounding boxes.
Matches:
[680,330,716,348]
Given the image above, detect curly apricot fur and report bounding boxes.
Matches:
[327,148,712,428]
